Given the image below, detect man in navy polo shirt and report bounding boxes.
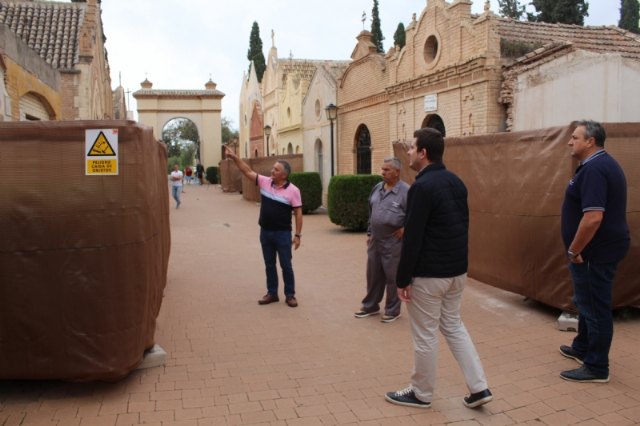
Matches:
[225,146,303,308]
[559,120,630,383]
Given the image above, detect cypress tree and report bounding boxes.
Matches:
[393,23,406,49]
[498,0,526,20]
[528,0,589,25]
[619,0,640,33]
[247,22,266,83]
[371,0,385,53]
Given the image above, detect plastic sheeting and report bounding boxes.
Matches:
[394,123,639,311]
[0,120,170,381]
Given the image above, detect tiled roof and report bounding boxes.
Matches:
[322,60,350,82]
[507,41,574,66]
[0,0,84,69]
[280,59,321,81]
[134,89,225,98]
[496,17,640,60]
[279,59,350,84]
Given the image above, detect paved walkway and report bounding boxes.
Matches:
[2,183,640,425]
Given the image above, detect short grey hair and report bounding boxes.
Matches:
[383,157,401,170]
[277,160,292,177]
[576,119,606,147]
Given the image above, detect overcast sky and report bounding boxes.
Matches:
[96,0,619,129]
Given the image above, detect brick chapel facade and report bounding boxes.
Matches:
[337,0,640,175]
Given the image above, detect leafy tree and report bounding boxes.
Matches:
[162,118,200,162]
[371,0,385,53]
[498,0,526,19]
[528,0,589,25]
[163,135,181,158]
[167,156,181,173]
[619,0,640,33]
[393,23,406,49]
[247,22,266,82]
[179,142,197,168]
[221,117,239,146]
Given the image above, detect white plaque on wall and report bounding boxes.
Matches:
[423,94,437,112]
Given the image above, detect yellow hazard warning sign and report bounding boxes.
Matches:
[86,159,118,174]
[85,129,118,175]
[87,131,116,156]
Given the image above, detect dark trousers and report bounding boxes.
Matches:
[260,229,295,297]
[569,260,618,376]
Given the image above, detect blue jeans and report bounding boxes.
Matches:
[171,185,182,206]
[260,229,295,297]
[569,261,618,376]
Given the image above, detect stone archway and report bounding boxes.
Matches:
[134,78,225,170]
[19,91,56,120]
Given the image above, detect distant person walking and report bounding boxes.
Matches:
[169,163,183,209]
[224,146,303,307]
[196,162,205,185]
[355,157,409,323]
[385,128,492,410]
[185,166,193,184]
[559,120,630,383]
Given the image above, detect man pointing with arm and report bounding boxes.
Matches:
[225,146,303,308]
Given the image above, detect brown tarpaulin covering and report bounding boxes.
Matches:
[0,120,170,381]
[394,123,639,311]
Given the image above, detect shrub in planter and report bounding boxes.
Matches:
[328,174,382,231]
[289,172,322,214]
[205,166,219,184]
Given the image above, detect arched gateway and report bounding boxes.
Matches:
[134,78,225,170]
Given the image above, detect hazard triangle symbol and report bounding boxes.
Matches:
[87,131,116,156]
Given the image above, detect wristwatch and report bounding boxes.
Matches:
[294,234,302,238]
[567,250,579,259]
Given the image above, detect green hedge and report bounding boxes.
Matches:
[289,172,322,214]
[205,166,218,184]
[328,174,382,231]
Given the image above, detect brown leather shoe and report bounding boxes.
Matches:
[258,294,279,305]
[285,296,298,308]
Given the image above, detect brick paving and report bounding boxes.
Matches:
[2,183,640,425]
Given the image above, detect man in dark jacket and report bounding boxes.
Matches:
[385,128,492,410]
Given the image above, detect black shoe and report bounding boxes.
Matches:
[384,387,431,408]
[381,314,401,323]
[560,366,609,383]
[463,389,493,408]
[559,345,584,364]
[258,294,279,305]
[354,309,380,318]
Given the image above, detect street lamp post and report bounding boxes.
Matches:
[325,103,338,176]
[263,125,271,157]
